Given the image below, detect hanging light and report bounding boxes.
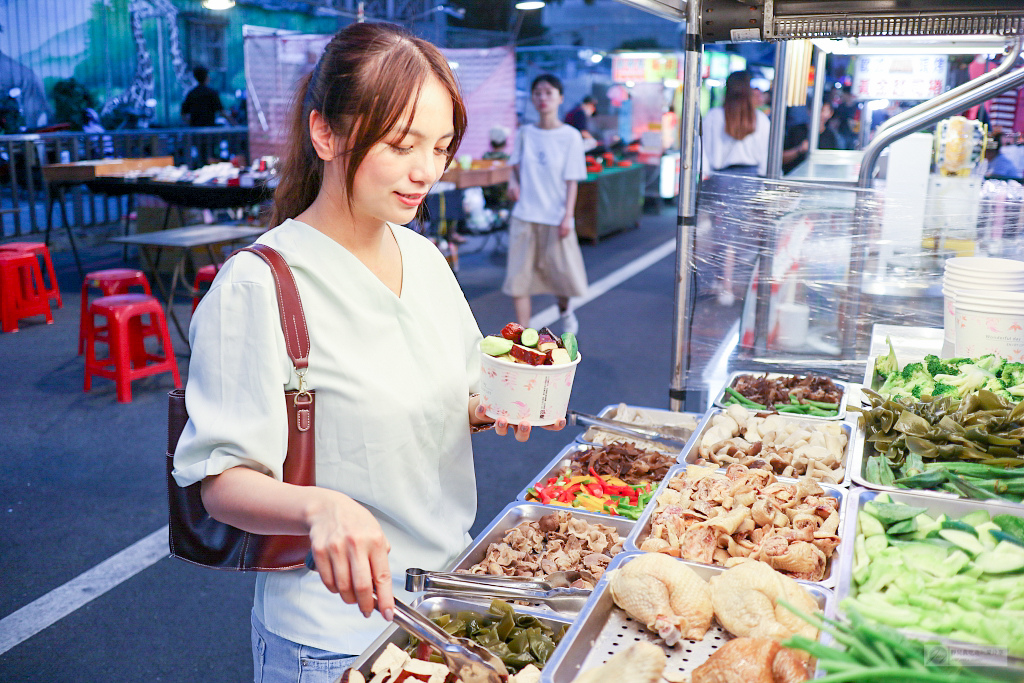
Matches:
[515,1,545,9]
[202,0,235,9]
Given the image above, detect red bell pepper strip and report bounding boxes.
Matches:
[538,488,553,504]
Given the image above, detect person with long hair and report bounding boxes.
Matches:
[700,70,770,305]
[172,22,561,682]
[504,74,589,334]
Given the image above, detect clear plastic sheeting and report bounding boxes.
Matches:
[685,173,1024,404]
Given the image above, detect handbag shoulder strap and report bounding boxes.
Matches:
[238,244,310,372]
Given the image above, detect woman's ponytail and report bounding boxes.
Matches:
[269,71,323,228]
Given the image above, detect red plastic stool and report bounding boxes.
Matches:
[0,251,54,333]
[191,263,222,312]
[79,268,152,355]
[0,241,62,309]
[83,293,181,403]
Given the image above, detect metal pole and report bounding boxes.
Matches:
[766,41,788,180]
[878,36,1021,134]
[840,61,1024,355]
[808,46,826,154]
[752,42,790,353]
[669,0,703,412]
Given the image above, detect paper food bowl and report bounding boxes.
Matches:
[478,349,582,427]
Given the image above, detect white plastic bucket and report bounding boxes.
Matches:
[478,350,582,426]
[944,273,1024,286]
[953,290,1024,359]
[775,303,810,350]
[942,286,957,344]
[945,257,1024,276]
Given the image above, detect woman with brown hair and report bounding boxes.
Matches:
[172,22,559,682]
[699,70,770,305]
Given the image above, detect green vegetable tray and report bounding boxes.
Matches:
[575,403,703,455]
[347,595,572,680]
[834,487,1024,675]
[712,370,850,421]
[541,551,836,683]
[625,463,850,588]
[848,387,1024,508]
[682,407,854,487]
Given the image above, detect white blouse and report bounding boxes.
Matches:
[173,219,483,653]
[700,107,771,177]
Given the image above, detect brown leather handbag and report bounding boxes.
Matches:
[166,244,315,571]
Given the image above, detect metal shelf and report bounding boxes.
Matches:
[613,0,1024,42]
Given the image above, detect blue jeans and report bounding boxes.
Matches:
[251,611,360,683]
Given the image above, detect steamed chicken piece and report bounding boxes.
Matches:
[608,553,713,645]
[690,637,808,683]
[570,642,666,683]
[708,559,819,654]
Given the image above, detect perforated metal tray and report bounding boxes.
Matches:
[540,552,835,683]
[575,403,704,456]
[712,370,850,421]
[626,463,849,588]
[345,595,572,682]
[685,406,855,487]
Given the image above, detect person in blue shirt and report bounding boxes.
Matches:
[985,132,1022,179]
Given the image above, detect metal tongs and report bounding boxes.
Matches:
[567,410,693,450]
[406,568,594,614]
[389,597,509,683]
[306,553,508,683]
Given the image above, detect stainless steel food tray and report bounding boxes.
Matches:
[684,407,854,488]
[835,487,1024,676]
[712,370,850,421]
[575,403,704,456]
[848,420,1024,509]
[438,501,634,614]
[346,595,572,682]
[514,442,667,520]
[626,462,849,588]
[541,551,836,683]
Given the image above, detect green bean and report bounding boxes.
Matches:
[724,387,765,408]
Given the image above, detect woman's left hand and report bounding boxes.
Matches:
[470,397,566,442]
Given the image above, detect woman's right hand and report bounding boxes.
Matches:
[306,490,394,622]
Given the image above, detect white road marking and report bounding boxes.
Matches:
[529,238,677,330]
[0,525,169,654]
[0,237,680,654]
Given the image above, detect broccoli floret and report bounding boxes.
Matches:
[875,337,899,380]
[935,363,996,395]
[924,354,961,377]
[984,376,1008,395]
[931,382,958,396]
[901,362,927,381]
[1001,362,1024,387]
[975,354,1007,375]
[879,372,915,399]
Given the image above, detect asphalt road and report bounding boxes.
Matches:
[1,204,714,682]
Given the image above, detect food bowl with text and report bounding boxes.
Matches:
[478,323,582,427]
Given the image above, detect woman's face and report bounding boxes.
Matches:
[349,75,455,228]
[531,81,563,116]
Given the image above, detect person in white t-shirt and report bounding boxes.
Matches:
[504,74,589,334]
[699,71,770,306]
[172,23,562,683]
